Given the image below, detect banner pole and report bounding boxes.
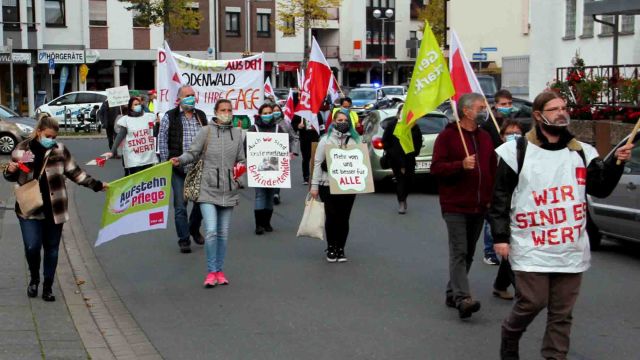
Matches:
[450,98,469,157]
[617,117,640,165]
[484,97,501,134]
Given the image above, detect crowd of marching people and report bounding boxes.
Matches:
[4,82,635,360]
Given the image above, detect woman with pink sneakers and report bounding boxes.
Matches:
[171,99,245,288]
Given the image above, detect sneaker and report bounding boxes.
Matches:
[273,194,281,205]
[493,288,514,300]
[483,255,500,265]
[303,180,309,185]
[179,242,192,254]
[336,248,348,263]
[325,248,337,263]
[457,297,481,319]
[203,272,217,288]
[216,272,229,285]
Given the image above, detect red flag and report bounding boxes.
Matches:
[264,77,276,99]
[449,30,484,102]
[327,74,341,104]
[295,37,332,133]
[283,88,295,122]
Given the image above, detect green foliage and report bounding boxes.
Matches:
[416,0,446,46]
[119,0,203,34]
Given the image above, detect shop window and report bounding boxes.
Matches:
[45,0,65,27]
[226,12,240,37]
[257,13,270,38]
[2,0,19,30]
[89,0,107,26]
[621,15,634,34]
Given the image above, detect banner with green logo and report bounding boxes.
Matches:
[95,162,173,247]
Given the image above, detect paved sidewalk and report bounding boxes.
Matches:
[0,181,87,360]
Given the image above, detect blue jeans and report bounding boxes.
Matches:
[483,218,496,257]
[199,203,233,272]
[172,170,203,244]
[18,217,64,282]
[254,188,276,210]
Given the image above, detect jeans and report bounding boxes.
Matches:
[172,170,203,244]
[255,188,276,210]
[18,217,64,283]
[199,203,233,273]
[443,213,485,304]
[483,218,496,257]
[319,186,356,250]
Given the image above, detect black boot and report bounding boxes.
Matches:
[500,328,520,360]
[264,209,274,232]
[42,278,55,302]
[254,210,265,235]
[27,278,39,298]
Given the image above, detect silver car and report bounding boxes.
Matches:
[587,134,640,249]
[362,109,450,185]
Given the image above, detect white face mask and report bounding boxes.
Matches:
[217,113,233,124]
[541,113,570,127]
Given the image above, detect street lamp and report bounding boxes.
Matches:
[373,8,394,86]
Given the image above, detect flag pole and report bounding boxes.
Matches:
[617,117,640,165]
[450,98,469,157]
[333,73,344,96]
[484,97,501,134]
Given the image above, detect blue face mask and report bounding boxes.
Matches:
[272,111,282,119]
[180,96,196,110]
[261,114,274,123]
[497,107,513,116]
[132,105,142,113]
[505,133,522,142]
[39,136,56,149]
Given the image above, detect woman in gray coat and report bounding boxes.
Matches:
[171,99,245,288]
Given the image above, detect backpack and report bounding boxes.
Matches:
[516,136,586,176]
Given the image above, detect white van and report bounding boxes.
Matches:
[35,91,107,126]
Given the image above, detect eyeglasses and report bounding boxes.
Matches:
[542,106,568,113]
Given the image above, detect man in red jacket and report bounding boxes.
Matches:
[431,92,497,320]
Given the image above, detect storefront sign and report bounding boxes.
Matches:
[326,144,375,194]
[246,132,291,188]
[0,52,32,64]
[37,49,85,64]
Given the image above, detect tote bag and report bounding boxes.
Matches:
[296,195,325,240]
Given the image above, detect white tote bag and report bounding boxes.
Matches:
[296,195,325,240]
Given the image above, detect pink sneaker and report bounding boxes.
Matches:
[216,271,229,285]
[203,272,217,288]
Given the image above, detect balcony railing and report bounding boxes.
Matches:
[555,64,640,106]
[320,46,339,58]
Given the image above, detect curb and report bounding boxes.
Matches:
[58,186,162,360]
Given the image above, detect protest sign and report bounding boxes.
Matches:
[246,132,290,188]
[156,49,264,118]
[326,144,375,194]
[106,85,130,107]
[95,162,172,247]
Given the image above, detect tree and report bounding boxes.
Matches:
[416,0,446,47]
[276,0,341,70]
[119,0,203,35]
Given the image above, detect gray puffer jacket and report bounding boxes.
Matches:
[178,123,245,207]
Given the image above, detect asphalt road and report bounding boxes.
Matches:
[48,139,640,359]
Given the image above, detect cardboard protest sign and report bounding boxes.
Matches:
[106,86,130,107]
[246,132,291,188]
[326,144,375,194]
[156,49,264,118]
[95,162,172,247]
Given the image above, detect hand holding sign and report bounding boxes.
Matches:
[326,144,375,194]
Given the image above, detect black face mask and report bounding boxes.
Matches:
[334,122,351,134]
[540,122,568,136]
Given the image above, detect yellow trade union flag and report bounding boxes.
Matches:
[394,20,454,153]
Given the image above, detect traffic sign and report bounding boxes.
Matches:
[48,58,55,69]
[472,53,487,61]
[480,47,497,52]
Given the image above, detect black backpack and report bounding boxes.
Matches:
[516,136,586,176]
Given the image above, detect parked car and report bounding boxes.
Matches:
[477,75,498,98]
[0,105,35,154]
[35,91,107,126]
[380,86,407,102]
[349,87,385,119]
[587,134,640,249]
[362,109,450,185]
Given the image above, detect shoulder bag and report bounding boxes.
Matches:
[184,127,212,201]
[15,155,50,216]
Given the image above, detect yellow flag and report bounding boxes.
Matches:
[394,21,454,153]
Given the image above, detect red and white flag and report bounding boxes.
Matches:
[449,30,484,102]
[156,41,186,114]
[327,74,341,104]
[264,77,276,100]
[283,88,295,123]
[295,37,332,133]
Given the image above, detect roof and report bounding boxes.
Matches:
[584,0,640,16]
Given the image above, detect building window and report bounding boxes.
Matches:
[581,0,593,37]
[564,0,576,38]
[283,16,295,36]
[257,13,270,37]
[380,0,386,8]
[621,15,635,34]
[182,3,200,34]
[226,12,240,37]
[27,0,35,28]
[132,9,147,27]
[89,0,107,26]
[2,0,19,30]
[410,30,417,39]
[600,15,614,36]
[373,0,380,8]
[388,0,395,7]
[45,0,65,27]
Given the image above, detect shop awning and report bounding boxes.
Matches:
[278,62,300,72]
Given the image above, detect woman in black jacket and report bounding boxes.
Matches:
[381,105,423,214]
